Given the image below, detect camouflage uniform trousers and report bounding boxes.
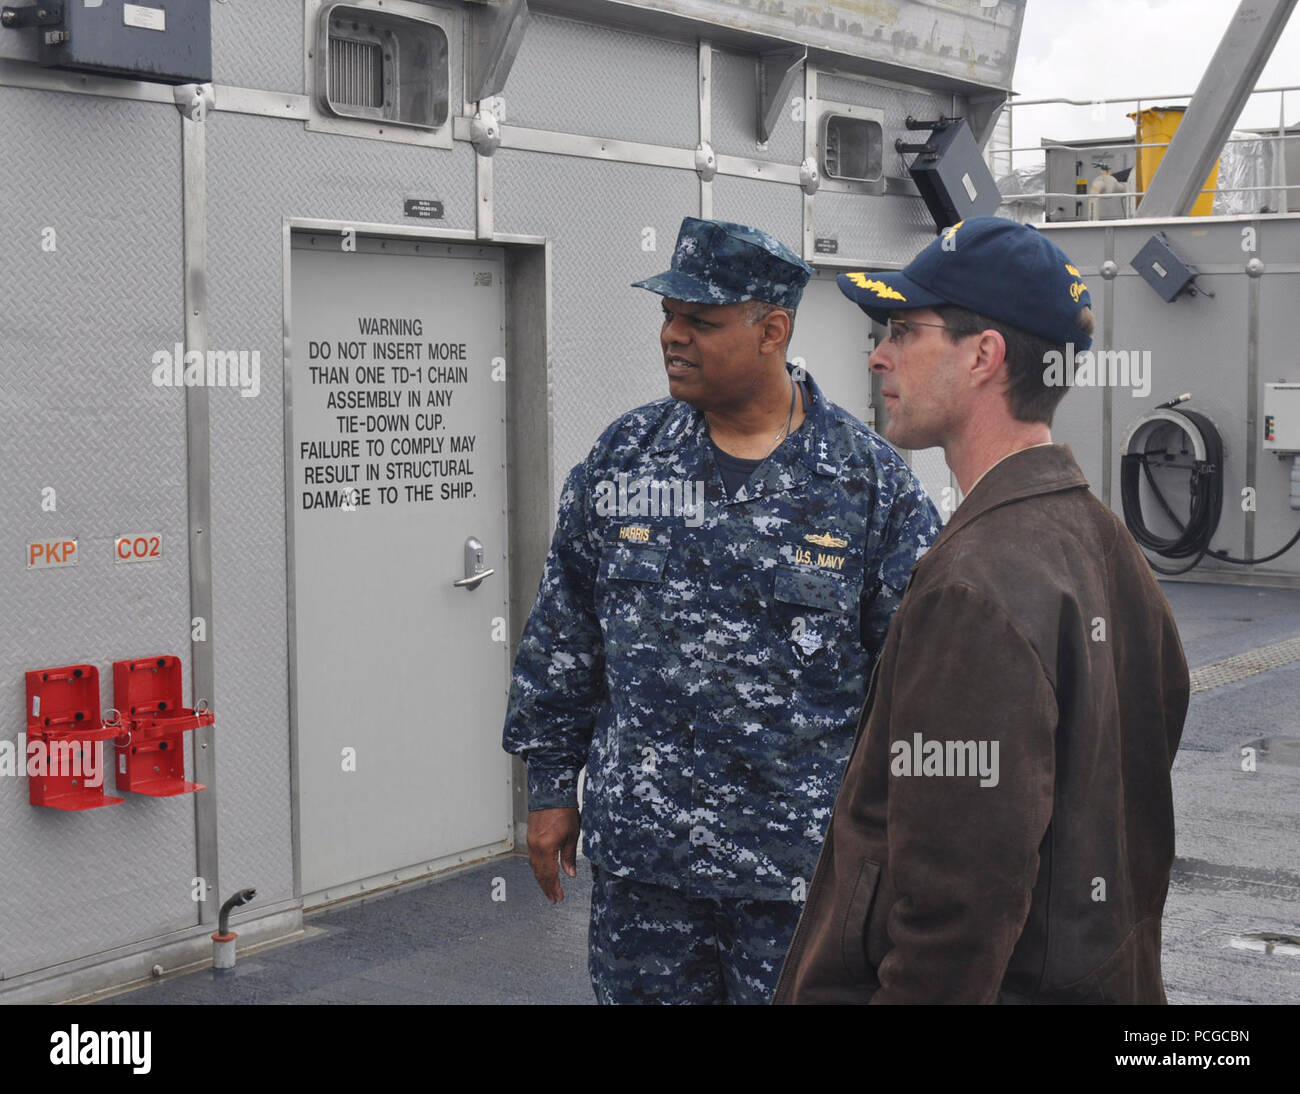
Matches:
[588,864,804,1005]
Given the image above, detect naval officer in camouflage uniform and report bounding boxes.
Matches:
[503,217,940,1004]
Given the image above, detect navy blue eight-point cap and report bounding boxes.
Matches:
[634,217,813,310]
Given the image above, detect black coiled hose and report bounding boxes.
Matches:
[1121,408,1224,575]
[1121,407,1300,574]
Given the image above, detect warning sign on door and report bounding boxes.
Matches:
[296,315,484,512]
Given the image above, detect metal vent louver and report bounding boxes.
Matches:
[330,37,384,109]
[315,2,448,132]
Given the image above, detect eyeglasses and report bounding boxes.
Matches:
[885,318,979,344]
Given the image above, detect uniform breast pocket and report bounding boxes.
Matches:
[771,564,860,695]
[596,542,668,679]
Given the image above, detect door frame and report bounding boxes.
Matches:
[280,218,552,904]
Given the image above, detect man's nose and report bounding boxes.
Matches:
[868,341,891,372]
[663,315,691,344]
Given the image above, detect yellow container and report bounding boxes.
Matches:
[1128,106,1219,216]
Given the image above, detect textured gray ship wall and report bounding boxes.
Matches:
[1258,263,1300,573]
[205,112,478,908]
[0,90,197,978]
[211,0,305,94]
[493,151,697,490]
[502,13,698,145]
[814,189,938,269]
[711,48,803,164]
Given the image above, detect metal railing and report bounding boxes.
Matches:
[990,84,1299,216]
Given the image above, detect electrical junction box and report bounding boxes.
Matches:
[1131,231,1198,302]
[24,1,211,85]
[1263,383,1300,451]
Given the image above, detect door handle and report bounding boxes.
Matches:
[453,536,495,590]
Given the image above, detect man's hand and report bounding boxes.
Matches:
[527,807,580,903]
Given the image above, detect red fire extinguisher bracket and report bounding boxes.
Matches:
[25,664,125,811]
[112,656,213,797]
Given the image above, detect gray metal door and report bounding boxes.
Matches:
[287,232,511,903]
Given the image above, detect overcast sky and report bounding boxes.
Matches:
[1009,0,1300,168]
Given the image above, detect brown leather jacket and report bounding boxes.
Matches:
[773,445,1189,1004]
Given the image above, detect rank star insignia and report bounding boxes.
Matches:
[845,272,906,301]
[805,532,849,548]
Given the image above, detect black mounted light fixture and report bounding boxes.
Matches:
[896,115,1001,231]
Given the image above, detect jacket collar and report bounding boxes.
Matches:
[646,366,842,503]
[933,444,1090,547]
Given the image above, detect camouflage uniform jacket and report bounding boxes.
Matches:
[503,369,940,900]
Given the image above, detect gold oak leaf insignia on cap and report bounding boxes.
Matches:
[805,532,849,548]
[845,272,906,301]
[1065,264,1081,276]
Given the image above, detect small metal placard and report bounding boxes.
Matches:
[473,271,493,287]
[27,538,78,569]
[814,237,839,255]
[123,3,166,32]
[404,198,445,219]
[114,533,164,565]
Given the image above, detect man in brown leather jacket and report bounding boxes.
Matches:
[774,217,1189,1004]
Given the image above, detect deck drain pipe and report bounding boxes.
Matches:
[212,887,257,971]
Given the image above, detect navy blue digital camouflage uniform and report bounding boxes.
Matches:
[503,218,941,1004]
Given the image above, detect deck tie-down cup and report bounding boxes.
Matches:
[112,656,214,797]
[24,664,125,810]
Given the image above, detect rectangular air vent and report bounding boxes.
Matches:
[805,84,886,197]
[315,2,448,132]
[821,114,883,183]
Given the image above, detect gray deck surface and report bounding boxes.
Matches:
[102,580,1300,1006]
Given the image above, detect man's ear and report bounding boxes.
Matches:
[968,328,1007,390]
[758,309,792,356]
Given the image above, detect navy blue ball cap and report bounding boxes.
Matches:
[634,217,813,309]
[836,216,1093,350]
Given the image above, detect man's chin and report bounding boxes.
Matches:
[883,420,930,450]
[666,369,705,405]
